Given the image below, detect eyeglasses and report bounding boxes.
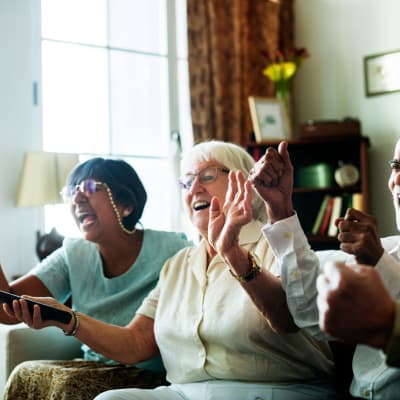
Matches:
[178,166,229,190]
[60,179,106,202]
[389,159,400,170]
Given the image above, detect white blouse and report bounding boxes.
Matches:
[137,219,334,384]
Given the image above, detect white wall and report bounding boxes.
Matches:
[295,0,400,236]
[0,0,44,279]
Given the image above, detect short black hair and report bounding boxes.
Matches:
[68,158,147,230]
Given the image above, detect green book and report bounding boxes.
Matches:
[311,195,330,235]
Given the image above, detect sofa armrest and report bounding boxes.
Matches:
[0,323,82,394]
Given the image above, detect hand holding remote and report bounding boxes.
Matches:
[0,290,72,325]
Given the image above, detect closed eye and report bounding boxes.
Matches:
[389,160,400,171]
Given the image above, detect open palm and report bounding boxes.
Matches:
[208,171,252,255]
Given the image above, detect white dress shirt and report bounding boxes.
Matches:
[264,215,400,400]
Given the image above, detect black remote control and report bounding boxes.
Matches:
[0,290,72,324]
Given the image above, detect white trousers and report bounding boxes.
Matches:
[94,380,338,400]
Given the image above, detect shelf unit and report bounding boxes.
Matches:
[246,135,370,250]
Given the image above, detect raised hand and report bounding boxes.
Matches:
[208,170,252,256]
[336,208,384,265]
[249,141,294,223]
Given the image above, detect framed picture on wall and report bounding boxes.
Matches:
[364,49,400,96]
[248,97,291,143]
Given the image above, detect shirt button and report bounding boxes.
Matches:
[283,232,292,239]
[362,389,370,396]
[291,270,300,279]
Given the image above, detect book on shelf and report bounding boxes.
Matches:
[319,196,335,236]
[252,147,262,161]
[338,193,354,218]
[343,193,352,215]
[352,192,363,211]
[311,194,331,235]
[328,196,343,237]
[348,193,353,209]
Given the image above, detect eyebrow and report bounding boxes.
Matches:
[184,165,224,175]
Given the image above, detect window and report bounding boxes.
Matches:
[40,0,192,236]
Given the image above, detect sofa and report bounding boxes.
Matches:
[0,323,82,395]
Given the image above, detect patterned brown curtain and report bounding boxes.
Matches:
[188,0,294,145]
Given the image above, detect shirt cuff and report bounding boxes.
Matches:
[262,212,308,257]
[136,288,158,319]
[375,251,400,298]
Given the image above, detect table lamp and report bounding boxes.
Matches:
[15,151,79,260]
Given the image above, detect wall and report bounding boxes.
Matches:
[0,0,44,279]
[294,0,400,236]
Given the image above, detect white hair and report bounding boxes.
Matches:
[181,140,267,221]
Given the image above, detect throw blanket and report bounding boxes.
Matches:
[3,360,167,400]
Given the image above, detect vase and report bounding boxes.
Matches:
[275,83,292,136]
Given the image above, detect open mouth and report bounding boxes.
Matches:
[193,201,210,211]
[77,212,96,225]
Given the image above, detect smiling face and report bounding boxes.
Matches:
[388,140,400,231]
[183,160,230,238]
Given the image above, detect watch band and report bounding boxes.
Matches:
[229,251,261,283]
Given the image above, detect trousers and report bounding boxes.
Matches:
[94,380,338,400]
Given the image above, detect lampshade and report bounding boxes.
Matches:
[15,151,79,207]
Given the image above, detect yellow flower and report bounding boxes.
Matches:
[262,62,297,82]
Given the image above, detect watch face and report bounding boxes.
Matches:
[334,164,360,187]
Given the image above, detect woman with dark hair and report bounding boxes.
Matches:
[0,157,191,400]
[66,157,148,232]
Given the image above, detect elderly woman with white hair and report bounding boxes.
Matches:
[4,141,337,400]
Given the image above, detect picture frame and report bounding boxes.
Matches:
[248,96,291,143]
[364,49,400,96]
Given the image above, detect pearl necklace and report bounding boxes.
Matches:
[105,186,137,235]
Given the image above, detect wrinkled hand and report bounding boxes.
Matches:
[2,295,71,330]
[208,170,252,255]
[249,141,294,222]
[317,261,395,349]
[336,208,384,265]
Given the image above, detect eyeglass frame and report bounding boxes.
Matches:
[60,179,107,203]
[178,166,230,191]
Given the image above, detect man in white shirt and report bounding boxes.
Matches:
[260,139,400,399]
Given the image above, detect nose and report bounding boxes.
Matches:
[187,175,204,194]
[72,188,87,204]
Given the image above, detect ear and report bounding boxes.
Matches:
[122,206,133,217]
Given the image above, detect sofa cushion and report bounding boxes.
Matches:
[0,323,82,394]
